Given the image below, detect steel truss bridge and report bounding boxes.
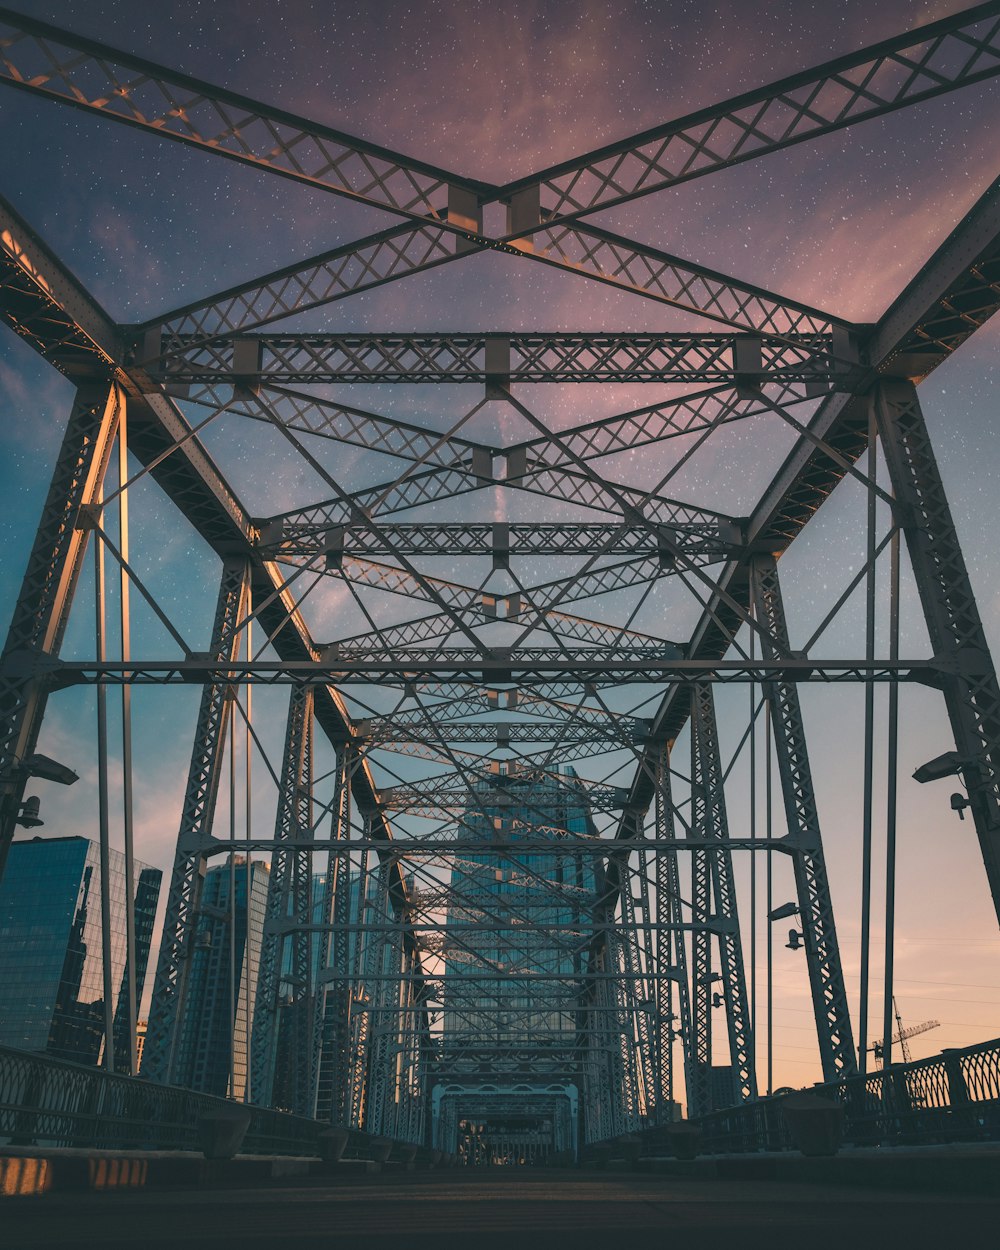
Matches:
[1,4,1000,1161]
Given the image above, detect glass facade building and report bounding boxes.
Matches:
[435,767,602,1158]
[172,857,270,1099]
[0,836,161,1067]
[442,766,601,1055]
[270,870,364,1115]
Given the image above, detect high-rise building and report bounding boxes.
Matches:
[436,766,601,1160]
[172,857,269,1100]
[0,836,161,1068]
[268,870,364,1116]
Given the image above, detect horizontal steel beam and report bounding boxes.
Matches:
[188,837,793,855]
[148,331,844,385]
[356,719,650,745]
[263,520,732,560]
[32,657,939,686]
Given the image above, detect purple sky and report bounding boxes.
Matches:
[2,0,999,1095]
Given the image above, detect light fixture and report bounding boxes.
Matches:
[23,753,78,786]
[16,796,43,829]
[913,751,963,784]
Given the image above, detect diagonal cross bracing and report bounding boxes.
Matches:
[494,3,1000,226]
[3,3,1000,1150]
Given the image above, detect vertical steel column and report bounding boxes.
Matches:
[348,834,371,1128]
[618,816,656,1118]
[93,485,116,1073]
[875,380,1000,926]
[288,701,314,1103]
[634,813,662,1118]
[586,946,617,1141]
[0,383,121,873]
[751,555,857,1080]
[691,684,757,1103]
[610,929,640,1132]
[654,749,692,1118]
[364,858,396,1137]
[313,745,353,1121]
[142,558,251,1084]
[688,694,714,1117]
[250,685,313,1108]
[117,405,138,1075]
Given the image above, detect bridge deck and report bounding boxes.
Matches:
[4,1168,998,1250]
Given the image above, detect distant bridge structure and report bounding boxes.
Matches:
[1,4,1000,1161]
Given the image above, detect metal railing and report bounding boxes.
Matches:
[0,1045,432,1163]
[640,1037,1000,1156]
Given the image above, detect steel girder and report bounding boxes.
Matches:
[654,752,692,1118]
[268,521,724,560]
[875,382,1000,925]
[141,559,251,1086]
[688,709,714,1119]
[494,4,1000,226]
[0,8,482,225]
[38,657,940,686]
[149,331,838,387]
[750,557,855,1081]
[690,684,756,1105]
[251,685,314,1112]
[0,383,121,871]
[144,223,462,355]
[313,748,358,1125]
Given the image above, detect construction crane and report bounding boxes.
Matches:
[867,997,940,1068]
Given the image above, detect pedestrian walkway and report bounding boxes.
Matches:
[4,1169,998,1250]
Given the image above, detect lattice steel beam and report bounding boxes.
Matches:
[876,381,1000,924]
[508,219,849,340]
[142,222,464,354]
[141,559,251,1086]
[751,555,856,1081]
[690,684,756,1104]
[199,384,493,473]
[153,331,839,386]
[0,8,484,224]
[654,751,692,1118]
[508,381,818,469]
[251,685,314,1112]
[264,521,731,560]
[628,166,1000,794]
[0,383,121,868]
[494,4,1000,227]
[40,656,936,686]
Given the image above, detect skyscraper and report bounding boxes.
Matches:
[436,766,602,1160]
[0,836,161,1068]
[172,857,269,1099]
[267,870,365,1117]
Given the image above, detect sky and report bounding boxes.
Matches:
[2,0,1000,1101]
